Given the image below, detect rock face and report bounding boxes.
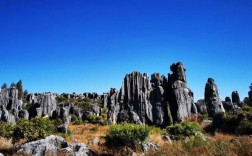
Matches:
[17,135,94,156]
[222,97,234,112]
[167,62,197,122]
[106,62,197,127]
[232,91,240,104]
[204,78,225,117]
[0,87,22,123]
[28,93,57,118]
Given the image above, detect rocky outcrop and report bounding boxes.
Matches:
[204,78,225,117]
[168,62,197,122]
[195,100,207,114]
[0,87,23,123]
[222,97,234,112]
[17,135,94,156]
[28,93,57,118]
[106,62,197,127]
[232,91,240,104]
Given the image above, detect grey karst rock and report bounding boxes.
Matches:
[106,62,197,127]
[17,135,94,156]
[232,91,240,104]
[150,73,168,126]
[195,100,207,114]
[142,142,158,152]
[91,104,101,116]
[37,93,57,117]
[102,93,108,108]
[27,93,38,104]
[120,72,153,124]
[57,124,68,134]
[107,88,120,124]
[18,109,29,119]
[168,62,197,122]
[222,97,234,112]
[204,78,225,117]
[28,93,57,118]
[0,107,16,123]
[0,87,21,111]
[69,104,83,118]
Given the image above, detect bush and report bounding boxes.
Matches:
[236,120,252,135]
[52,118,63,127]
[0,122,14,138]
[12,117,56,143]
[70,114,78,123]
[105,123,150,149]
[241,106,252,112]
[167,121,202,138]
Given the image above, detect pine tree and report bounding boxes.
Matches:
[16,80,23,100]
[1,83,7,89]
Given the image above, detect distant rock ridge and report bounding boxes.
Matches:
[105,62,197,127]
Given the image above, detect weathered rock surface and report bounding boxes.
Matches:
[106,62,197,127]
[222,97,234,112]
[204,78,225,117]
[232,91,240,104]
[168,62,197,122]
[17,135,94,156]
[0,87,22,123]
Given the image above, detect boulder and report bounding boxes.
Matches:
[222,97,234,112]
[142,142,158,152]
[17,135,94,156]
[204,78,225,117]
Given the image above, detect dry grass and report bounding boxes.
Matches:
[67,123,112,155]
[212,133,236,141]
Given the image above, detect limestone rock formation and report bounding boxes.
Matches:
[0,87,23,123]
[232,91,240,104]
[204,78,225,117]
[17,135,94,156]
[28,93,57,118]
[168,62,197,122]
[106,62,197,127]
[222,97,234,112]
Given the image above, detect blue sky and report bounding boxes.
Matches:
[0,0,251,101]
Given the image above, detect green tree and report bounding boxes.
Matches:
[16,80,23,100]
[244,97,250,105]
[1,83,7,89]
[10,82,16,88]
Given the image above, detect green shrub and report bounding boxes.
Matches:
[86,115,96,123]
[52,118,63,127]
[0,122,14,138]
[241,106,252,112]
[167,121,202,138]
[79,102,92,111]
[73,119,83,125]
[56,97,68,103]
[236,120,252,135]
[12,117,56,143]
[149,126,167,135]
[182,136,207,152]
[70,114,78,123]
[105,123,150,149]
